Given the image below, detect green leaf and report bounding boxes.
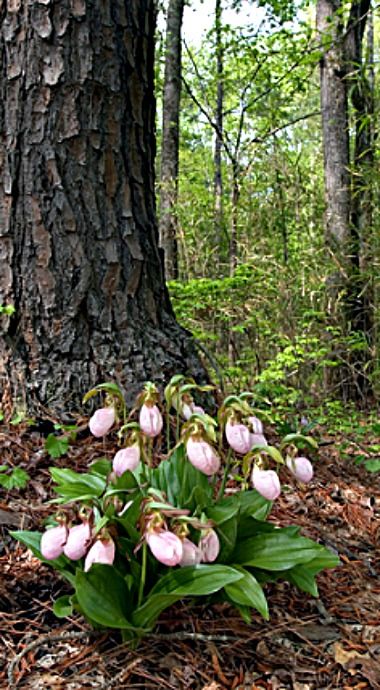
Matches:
[151,445,212,510]
[76,565,132,629]
[53,595,73,618]
[50,467,106,501]
[82,382,124,405]
[206,495,240,524]
[89,459,112,478]
[45,434,70,459]
[364,459,380,473]
[225,566,269,619]
[239,490,272,520]
[216,516,238,561]
[251,444,284,464]
[0,467,30,489]
[232,530,324,570]
[237,516,277,540]
[287,549,340,596]
[281,433,318,450]
[132,565,243,629]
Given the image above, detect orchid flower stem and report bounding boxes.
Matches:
[147,438,153,468]
[176,410,180,443]
[138,541,147,607]
[218,448,232,500]
[166,411,171,451]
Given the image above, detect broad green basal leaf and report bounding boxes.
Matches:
[232,530,324,570]
[225,566,269,619]
[132,564,243,629]
[76,565,132,629]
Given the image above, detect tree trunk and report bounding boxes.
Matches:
[229,161,240,276]
[213,0,224,270]
[317,0,373,400]
[0,0,205,415]
[344,0,373,397]
[158,0,185,281]
[317,0,351,274]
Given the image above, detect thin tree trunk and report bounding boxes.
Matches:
[344,0,373,396]
[317,0,351,273]
[229,162,240,276]
[317,0,373,400]
[213,0,224,269]
[159,0,185,281]
[0,0,205,415]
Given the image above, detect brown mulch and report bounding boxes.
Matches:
[0,422,379,690]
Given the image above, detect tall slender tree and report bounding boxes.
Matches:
[0,0,205,414]
[213,0,224,268]
[317,0,373,399]
[159,0,185,280]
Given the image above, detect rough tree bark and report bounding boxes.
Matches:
[317,0,373,400]
[158,0,185,281]
[345,0,374,361]
[0,0,205,414]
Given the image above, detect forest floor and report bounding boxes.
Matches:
[0,418,379,690]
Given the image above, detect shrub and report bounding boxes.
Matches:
[12,377,339,645]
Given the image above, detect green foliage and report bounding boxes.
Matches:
[0,303,16,316]
[11,380,338,643]
[45,434,70,459]
[0,466,30,490]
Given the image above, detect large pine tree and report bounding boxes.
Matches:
[0,0,205,413]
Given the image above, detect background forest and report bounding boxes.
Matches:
[156,0,380,432]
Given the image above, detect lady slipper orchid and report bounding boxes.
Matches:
[199,529,220,562]
[89,407,115,437]
[40,524,68,560]
[179,538,202,567]
[146,530,183,566]
[63,522,92,560]
[225,420,252,455]
[248,415,264,435]
[112,445,140,476]
[250,433,268,447]
[186,437,221,476]
[192,404,205,415]
[139,403,163,437]
[251,465,281,501]
[182,402,194,420]
[286,456,313,483]
[84,537,115,572]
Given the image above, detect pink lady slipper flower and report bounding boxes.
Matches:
[139,403,163,438]
[63,522,92,560]
[286,456,314,483]
[199,529,220,563]
[182,403,205,419]
[248,415,264,435]
[84,537,115,572]
[251,465,281,501]
[40,524,68,560]
[186,437,221,476]
[112,445,140,476]
[225,420,252,455]
[146,529,183,566]
[179,538,202,567]
[250,433,268,447]
[89,407,115,437]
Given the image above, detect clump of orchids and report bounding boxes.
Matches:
[13,376,336,641]
[39,380,316,571]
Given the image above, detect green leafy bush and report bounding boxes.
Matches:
[12,378,339,644]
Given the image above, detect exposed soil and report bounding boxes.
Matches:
[0,421,379,690]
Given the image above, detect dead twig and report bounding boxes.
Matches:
[7,630,98,689]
